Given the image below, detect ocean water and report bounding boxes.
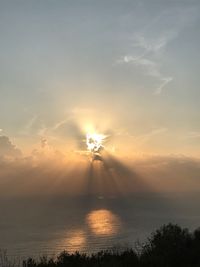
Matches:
[0,193,200,258]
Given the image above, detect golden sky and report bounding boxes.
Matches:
[0,1,200,196]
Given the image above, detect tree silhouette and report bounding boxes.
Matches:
[22,223,200,267]
[140,223,192,267]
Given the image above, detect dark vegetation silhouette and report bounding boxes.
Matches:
[20,223,200,267]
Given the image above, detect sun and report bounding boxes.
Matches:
[86,133,106,153]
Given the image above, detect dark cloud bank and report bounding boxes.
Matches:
[0,136,200,197]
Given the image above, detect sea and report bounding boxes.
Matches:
[0,193,200,259]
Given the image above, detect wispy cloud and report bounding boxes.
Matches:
[117,4,198,95]
[118,33,174,95]
[20,114,39,135]
[0,135,22,158]
[134,127,168,144]
[115,127,168,144]
[154,77,173,95]
[185,131,200,139]
[132,34,174,53]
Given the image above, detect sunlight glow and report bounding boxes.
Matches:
[86,133,106,153]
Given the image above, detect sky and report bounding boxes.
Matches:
[0,0,200,196]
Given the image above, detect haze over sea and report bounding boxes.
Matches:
[1,193,200,258]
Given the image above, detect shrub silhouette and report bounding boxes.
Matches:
[189,227,200,266]
[140,223,192,267]
[22,223,200,267]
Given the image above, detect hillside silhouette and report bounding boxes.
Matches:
[18,223,200,267]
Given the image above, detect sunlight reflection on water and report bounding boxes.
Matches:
[56,209,121,253]
[62,230,86,252]
[86,209,121,236]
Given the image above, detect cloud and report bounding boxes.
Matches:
[135,127,168,143]
[131,155,200,192]
[185,131,200,139]
[0,135,199,197]
[0,136,22,158]
[119,34,174,94]
[40,138,48,148]
[20,115,39,135]
[120,53,173,95]
[116,127,168,145]
[154,77,173,95]
[0,144,199,197]
[117,4,198,95]
[132,34,174,54]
